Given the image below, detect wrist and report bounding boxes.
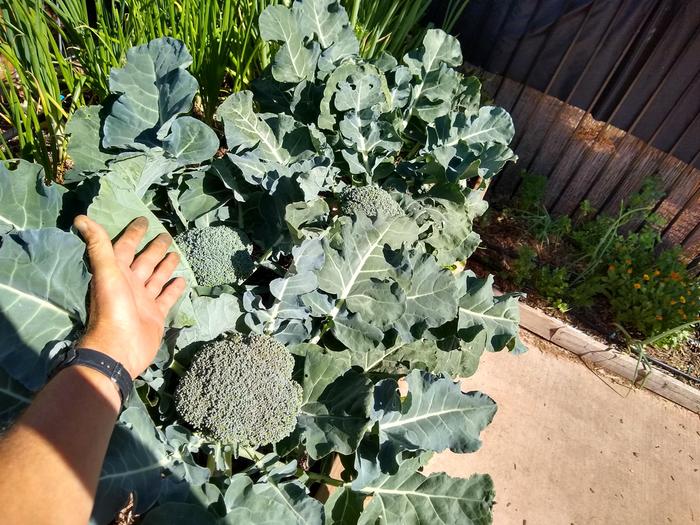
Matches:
[57,366,122,413]
[77,334,137,379]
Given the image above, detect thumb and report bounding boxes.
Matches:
[74,215,117,276]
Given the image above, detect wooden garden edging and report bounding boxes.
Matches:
[518,302,700,414]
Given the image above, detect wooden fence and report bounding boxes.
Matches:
[449,0,700,265]
[483,73,700,263]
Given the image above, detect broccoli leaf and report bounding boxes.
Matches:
[281,350,372,459]
[458,274,522,352]
[93,406,171,525]
[0,160,65,233]
[0,229,89,390]
[141,503,217,525]
[103,37,198,150]
[65,105,116,177]
[163,116,219,166]
[352,455,494,525]
[0,367,32,430]
[222,474,324,525]
[371,370,497,457]
[176,294,243,348]
[259,5,319,84]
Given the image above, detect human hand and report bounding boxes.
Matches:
[73,215,186,379]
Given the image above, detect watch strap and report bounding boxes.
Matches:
[53,347,132,406]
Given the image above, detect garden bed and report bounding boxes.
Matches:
[470,206,700,387]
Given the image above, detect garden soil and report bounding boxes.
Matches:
[426,330,700,524]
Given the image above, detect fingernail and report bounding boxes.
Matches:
[134,216,149,228]
[74,217,89,235]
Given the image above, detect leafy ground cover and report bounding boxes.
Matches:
[475,173,700,383]
[0,2,522,523]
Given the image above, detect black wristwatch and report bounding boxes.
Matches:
[51,347,132,407]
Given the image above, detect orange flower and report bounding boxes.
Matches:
[655,315,663,321]
[627,269,633,274]
[643,274,650,281]
[670,300,677,305]
[670,271,681,281]
[633,283,641,289]
[608,264,616,272]
[625,259,632,265]
[654,270,661,276]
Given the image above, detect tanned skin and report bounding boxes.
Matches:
[0,215,185,525]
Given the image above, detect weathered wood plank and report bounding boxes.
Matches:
[581,132,640,212]
[528,102,586,180]
[600,140,667,216]
[518,302,700,413]
[544,113,607,209]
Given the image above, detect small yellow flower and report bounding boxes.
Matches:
[654,270,661,276]
[643,274,650,281]
[633,283,641,289]
[680,296,686,304]
[625,259,632,265]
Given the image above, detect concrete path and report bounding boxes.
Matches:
[426,331,700,525]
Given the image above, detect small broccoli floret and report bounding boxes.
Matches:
[175,226,253,287]
[340,185,404,219]
[175,333,302,447]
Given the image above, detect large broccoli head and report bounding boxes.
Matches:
[175,333,302,447]
[175,225,254,287]
[340,185,404,219]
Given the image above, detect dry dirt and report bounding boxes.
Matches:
[426,330,700,525]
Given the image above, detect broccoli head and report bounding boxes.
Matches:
[340,185,404,219]
[175,333,302,447]
[175,225,254,287]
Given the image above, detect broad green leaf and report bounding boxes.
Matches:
[419,195,485,264]
[390,248,463,331]
[426,107,515,168]
[324,487,364,525]
[353,456,494,525]
[404,29,463,74]
[366,339,484,378]
[176,294,243,348]
[0,229,88,390]
[88,175,195,327]
[284,351,372,459]
[163,116,219,166]
[103,37,197,150]
[372,370,497,456]
[316,215,418,328]
[0,367,32,430]
[105,151,178,198]
[222,474,324,525]
[65,105,115,176]
[259,4,319,83]
[458,273,521,352]
[216,91,290,163]
[93,406,171,525]
[296,0,349,49]
[173,170,231,225]
[0,160,65,232]
[141,503,217,525]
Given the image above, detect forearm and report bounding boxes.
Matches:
[0,366,120,525]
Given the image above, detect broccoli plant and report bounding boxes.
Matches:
[0,2,522,524]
